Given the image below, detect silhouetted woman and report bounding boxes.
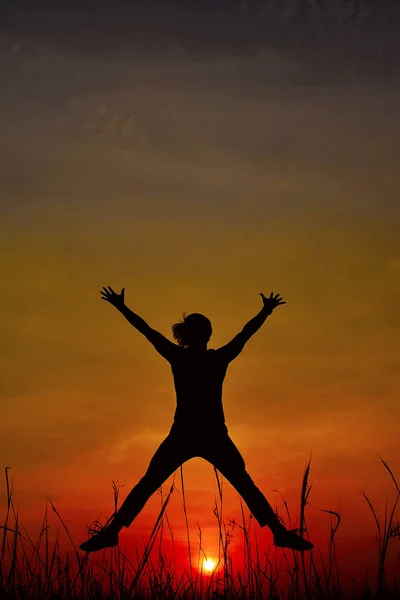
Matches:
[80,287,313,553]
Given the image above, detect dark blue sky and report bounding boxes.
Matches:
[2,0,400,79]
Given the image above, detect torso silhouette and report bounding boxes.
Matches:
[148,328,246,433]
[170,348,228,428]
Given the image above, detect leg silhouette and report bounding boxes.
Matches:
[201,432,314,552]
[201,432,284,532]
[79,430,194,552]
[79,426,313,553]
[114,431,194,528]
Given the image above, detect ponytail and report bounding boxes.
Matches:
[172,312,188,346]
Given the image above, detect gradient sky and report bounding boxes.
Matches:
[1,5,399,586]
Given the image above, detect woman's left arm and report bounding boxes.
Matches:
[215,292,286,363]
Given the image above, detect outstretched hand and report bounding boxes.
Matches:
[260,292,286,314]
[100,286,125,310]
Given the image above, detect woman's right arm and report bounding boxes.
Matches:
[100,286,180,362]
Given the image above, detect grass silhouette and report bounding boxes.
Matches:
[0,457,399,599]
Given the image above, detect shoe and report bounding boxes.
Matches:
[79,526,119,553]
[273,528,314,552]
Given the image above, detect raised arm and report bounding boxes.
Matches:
[100,286,180,362]
[215,292,286,363]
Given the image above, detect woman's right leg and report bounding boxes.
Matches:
[113,430,193,529]
[80,429,192,552]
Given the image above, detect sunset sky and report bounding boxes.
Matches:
[1,2,399,587]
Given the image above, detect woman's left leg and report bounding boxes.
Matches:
[201,432,284,533]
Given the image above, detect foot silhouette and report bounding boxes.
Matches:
[273,528,314,552]
[79,526,119,553]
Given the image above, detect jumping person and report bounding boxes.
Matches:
[79,287,314,553]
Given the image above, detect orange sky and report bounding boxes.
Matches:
[0,24,399,587]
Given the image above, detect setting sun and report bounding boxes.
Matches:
[202,558,217,573]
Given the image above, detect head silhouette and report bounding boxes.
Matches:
[172,312,212,348]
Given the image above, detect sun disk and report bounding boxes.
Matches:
[202,558,217,572]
